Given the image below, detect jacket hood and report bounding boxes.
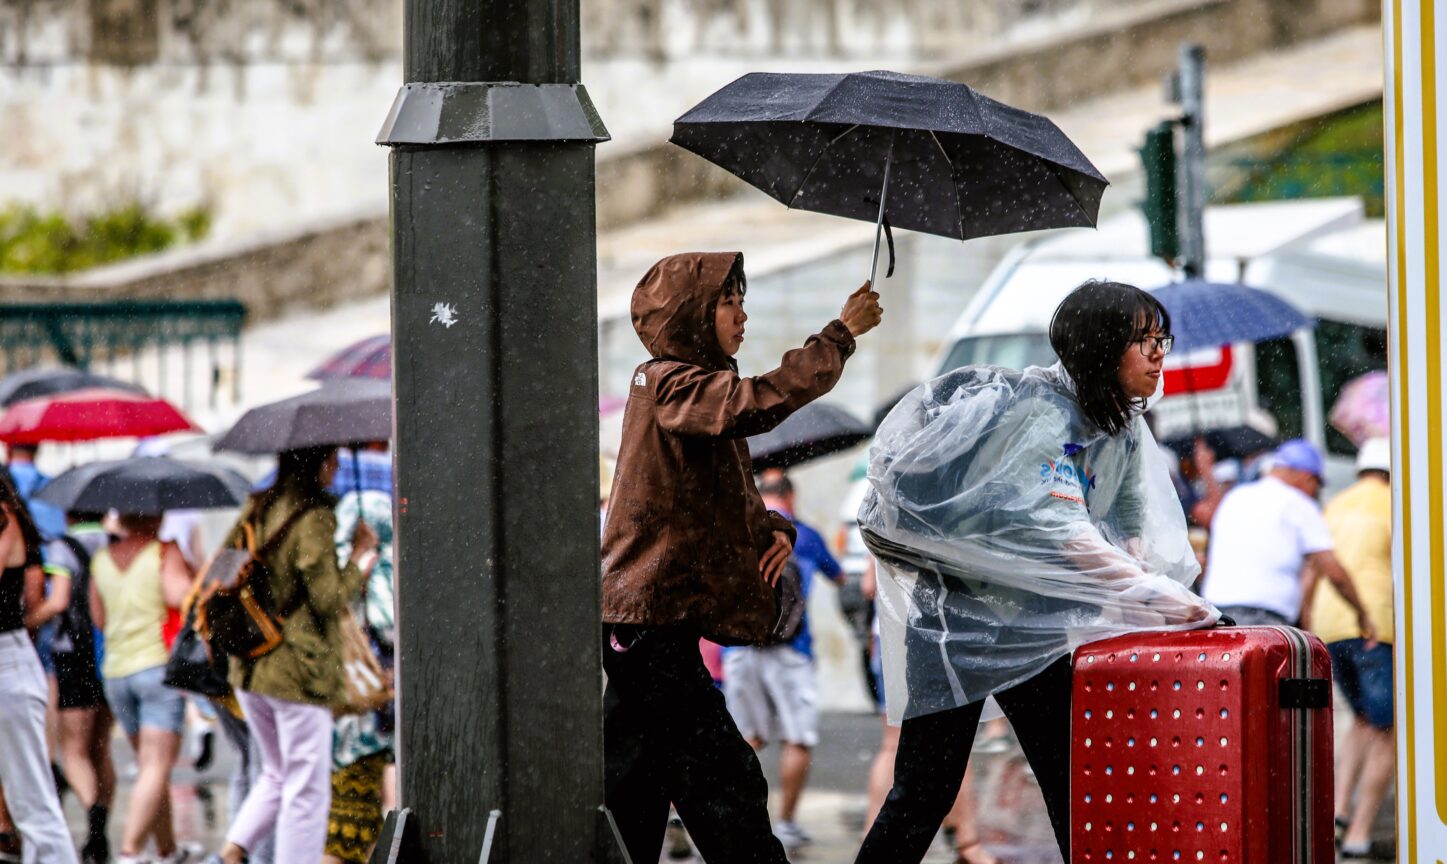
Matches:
[631,252,741,371]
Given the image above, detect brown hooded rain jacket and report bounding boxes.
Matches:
[601,251,856,644]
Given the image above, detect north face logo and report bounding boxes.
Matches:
[634,372,647,387]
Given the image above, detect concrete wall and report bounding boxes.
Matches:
[0,0,1152,241]
[582,0,1122,60]
[0,0,1379,322]
[0,0,401,240]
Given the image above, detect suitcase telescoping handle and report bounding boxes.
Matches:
[1279,677,1331,709]
[1268,625,1329,864]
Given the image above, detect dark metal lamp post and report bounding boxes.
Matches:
[374,3,621,861]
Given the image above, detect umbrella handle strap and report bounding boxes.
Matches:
[881,214,895,279]
[868,130,897,285]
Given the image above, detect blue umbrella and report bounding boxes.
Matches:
[1150,280,1312,353]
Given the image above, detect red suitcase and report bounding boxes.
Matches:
[1070,626,1333,863]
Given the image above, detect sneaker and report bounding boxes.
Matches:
[773,820,812,850]
[156,842,205,864]
[1340,839,1396,860]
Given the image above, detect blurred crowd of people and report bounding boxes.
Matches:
[0,439,397,864]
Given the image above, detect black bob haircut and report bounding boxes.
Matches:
[721,254,748,299]
[1049,279,1171,436]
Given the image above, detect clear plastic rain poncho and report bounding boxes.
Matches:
[860,362,1217,724]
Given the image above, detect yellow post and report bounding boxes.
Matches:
[1384,1,1447,860]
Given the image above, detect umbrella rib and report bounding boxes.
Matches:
[930,131,968,242]
[787,124,861,209]
[1044,161,1096,225]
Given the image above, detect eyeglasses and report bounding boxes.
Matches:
[1136,334,1175,356]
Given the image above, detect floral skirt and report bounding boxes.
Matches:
[325,752,387,863]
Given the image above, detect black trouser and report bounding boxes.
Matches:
[602,624,788,864]
[854,654,1074,864]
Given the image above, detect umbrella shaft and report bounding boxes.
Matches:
[869,132,896,287]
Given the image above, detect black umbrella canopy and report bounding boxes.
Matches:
[215,379,391,455]
[672,71,1108,243]
[873,385,915,429]
[1161,426,1278,462]
[35,457,250,516]
[748,402,873,471]
[0,366,147,407]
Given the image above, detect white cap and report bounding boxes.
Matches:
[1356,437,1391,474]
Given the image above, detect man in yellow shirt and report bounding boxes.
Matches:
[1304,438,1393,861]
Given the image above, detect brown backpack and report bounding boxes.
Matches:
[197,508,312,660]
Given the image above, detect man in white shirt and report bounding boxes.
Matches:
[1203,439,1375,639]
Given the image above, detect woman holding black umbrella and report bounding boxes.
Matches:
[211,446,377,864]
[856,281,1217,863]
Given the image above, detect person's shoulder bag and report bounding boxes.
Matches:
[164,575,231,698]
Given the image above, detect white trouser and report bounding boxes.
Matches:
[227,690,333,861]
[0,630,80,864]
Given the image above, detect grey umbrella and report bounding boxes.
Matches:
[35,457,250,515]
[214,379,391,455]
[0,366,147,407]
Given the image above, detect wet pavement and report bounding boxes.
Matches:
[68,710,1057,862]
[67,704,1392,863]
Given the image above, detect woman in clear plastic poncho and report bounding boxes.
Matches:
[855,281,1219,864]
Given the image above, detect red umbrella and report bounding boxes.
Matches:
[0,388,199,444]
[307,334,391,381]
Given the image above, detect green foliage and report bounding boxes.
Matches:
[1219,102,1385,217]
[0,202,212,275]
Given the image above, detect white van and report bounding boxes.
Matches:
[932,198,1388,490]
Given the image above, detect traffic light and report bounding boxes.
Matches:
[1139,121,1180,263]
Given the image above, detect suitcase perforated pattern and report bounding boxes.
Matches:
[1072,645,1246,862]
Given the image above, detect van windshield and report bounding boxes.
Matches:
[940,333,1058,374]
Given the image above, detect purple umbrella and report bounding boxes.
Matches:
[1329,370,1389,446]
[307,334,391,381]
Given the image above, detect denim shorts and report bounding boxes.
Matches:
[104,665,186,738]
[1328,638,1394,730]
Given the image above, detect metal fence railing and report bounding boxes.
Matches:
[0,300,247,412]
